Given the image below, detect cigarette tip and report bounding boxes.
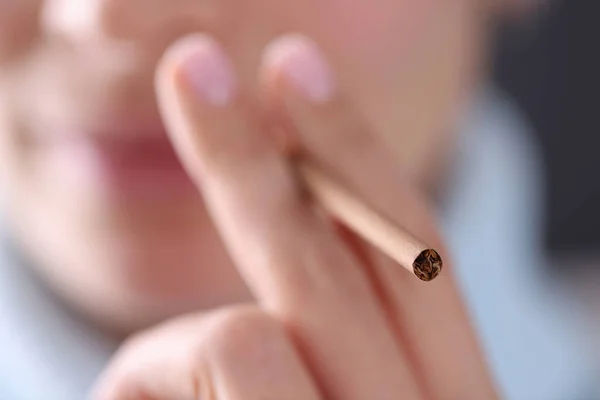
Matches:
[413,249,443,282]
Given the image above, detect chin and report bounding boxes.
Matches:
[38,240,251,335]
[10,189,252,335]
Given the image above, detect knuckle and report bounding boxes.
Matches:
[205,305,286,363]
[91,345,147,400]
[92,367,147,400]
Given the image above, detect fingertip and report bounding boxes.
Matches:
[159,33,237,107]
[261,34,336,104]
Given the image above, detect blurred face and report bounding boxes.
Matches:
[0,0,488,332]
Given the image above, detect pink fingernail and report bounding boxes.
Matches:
[181,36,236,106]
[264,35,335,103]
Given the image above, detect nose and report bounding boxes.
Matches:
[35,0,232,136]
[41,0,224,45]
[41,0,104,40]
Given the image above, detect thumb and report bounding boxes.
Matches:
[90,306,321,400]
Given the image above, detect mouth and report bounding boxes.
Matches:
[34,124,198,201]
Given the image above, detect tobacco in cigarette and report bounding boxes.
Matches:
[412,249,443,282]
[297,159,443,282]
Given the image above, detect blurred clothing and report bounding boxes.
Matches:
[0,232,117,399]
[0,85,591,399]
[445,86,591,399]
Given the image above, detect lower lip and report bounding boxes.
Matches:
[41,136,198,200]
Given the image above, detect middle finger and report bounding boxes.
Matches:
[262,35,499,399]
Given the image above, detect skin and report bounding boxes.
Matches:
[0,0,529,398]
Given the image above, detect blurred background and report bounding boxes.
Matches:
[495,0,600,265]
[455,0,600,397]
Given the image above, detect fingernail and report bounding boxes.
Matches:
[264,35,335,103]
[181,35,236,106]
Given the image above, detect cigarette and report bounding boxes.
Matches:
[297,159,443,282]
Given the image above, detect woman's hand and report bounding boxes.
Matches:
[91,34,499,400]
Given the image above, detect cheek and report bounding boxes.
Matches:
[304,0,435,71]
[303,0,480,110]
[288,0,469,118]
[302,0,483,181]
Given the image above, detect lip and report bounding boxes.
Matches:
[38,129,198,201]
